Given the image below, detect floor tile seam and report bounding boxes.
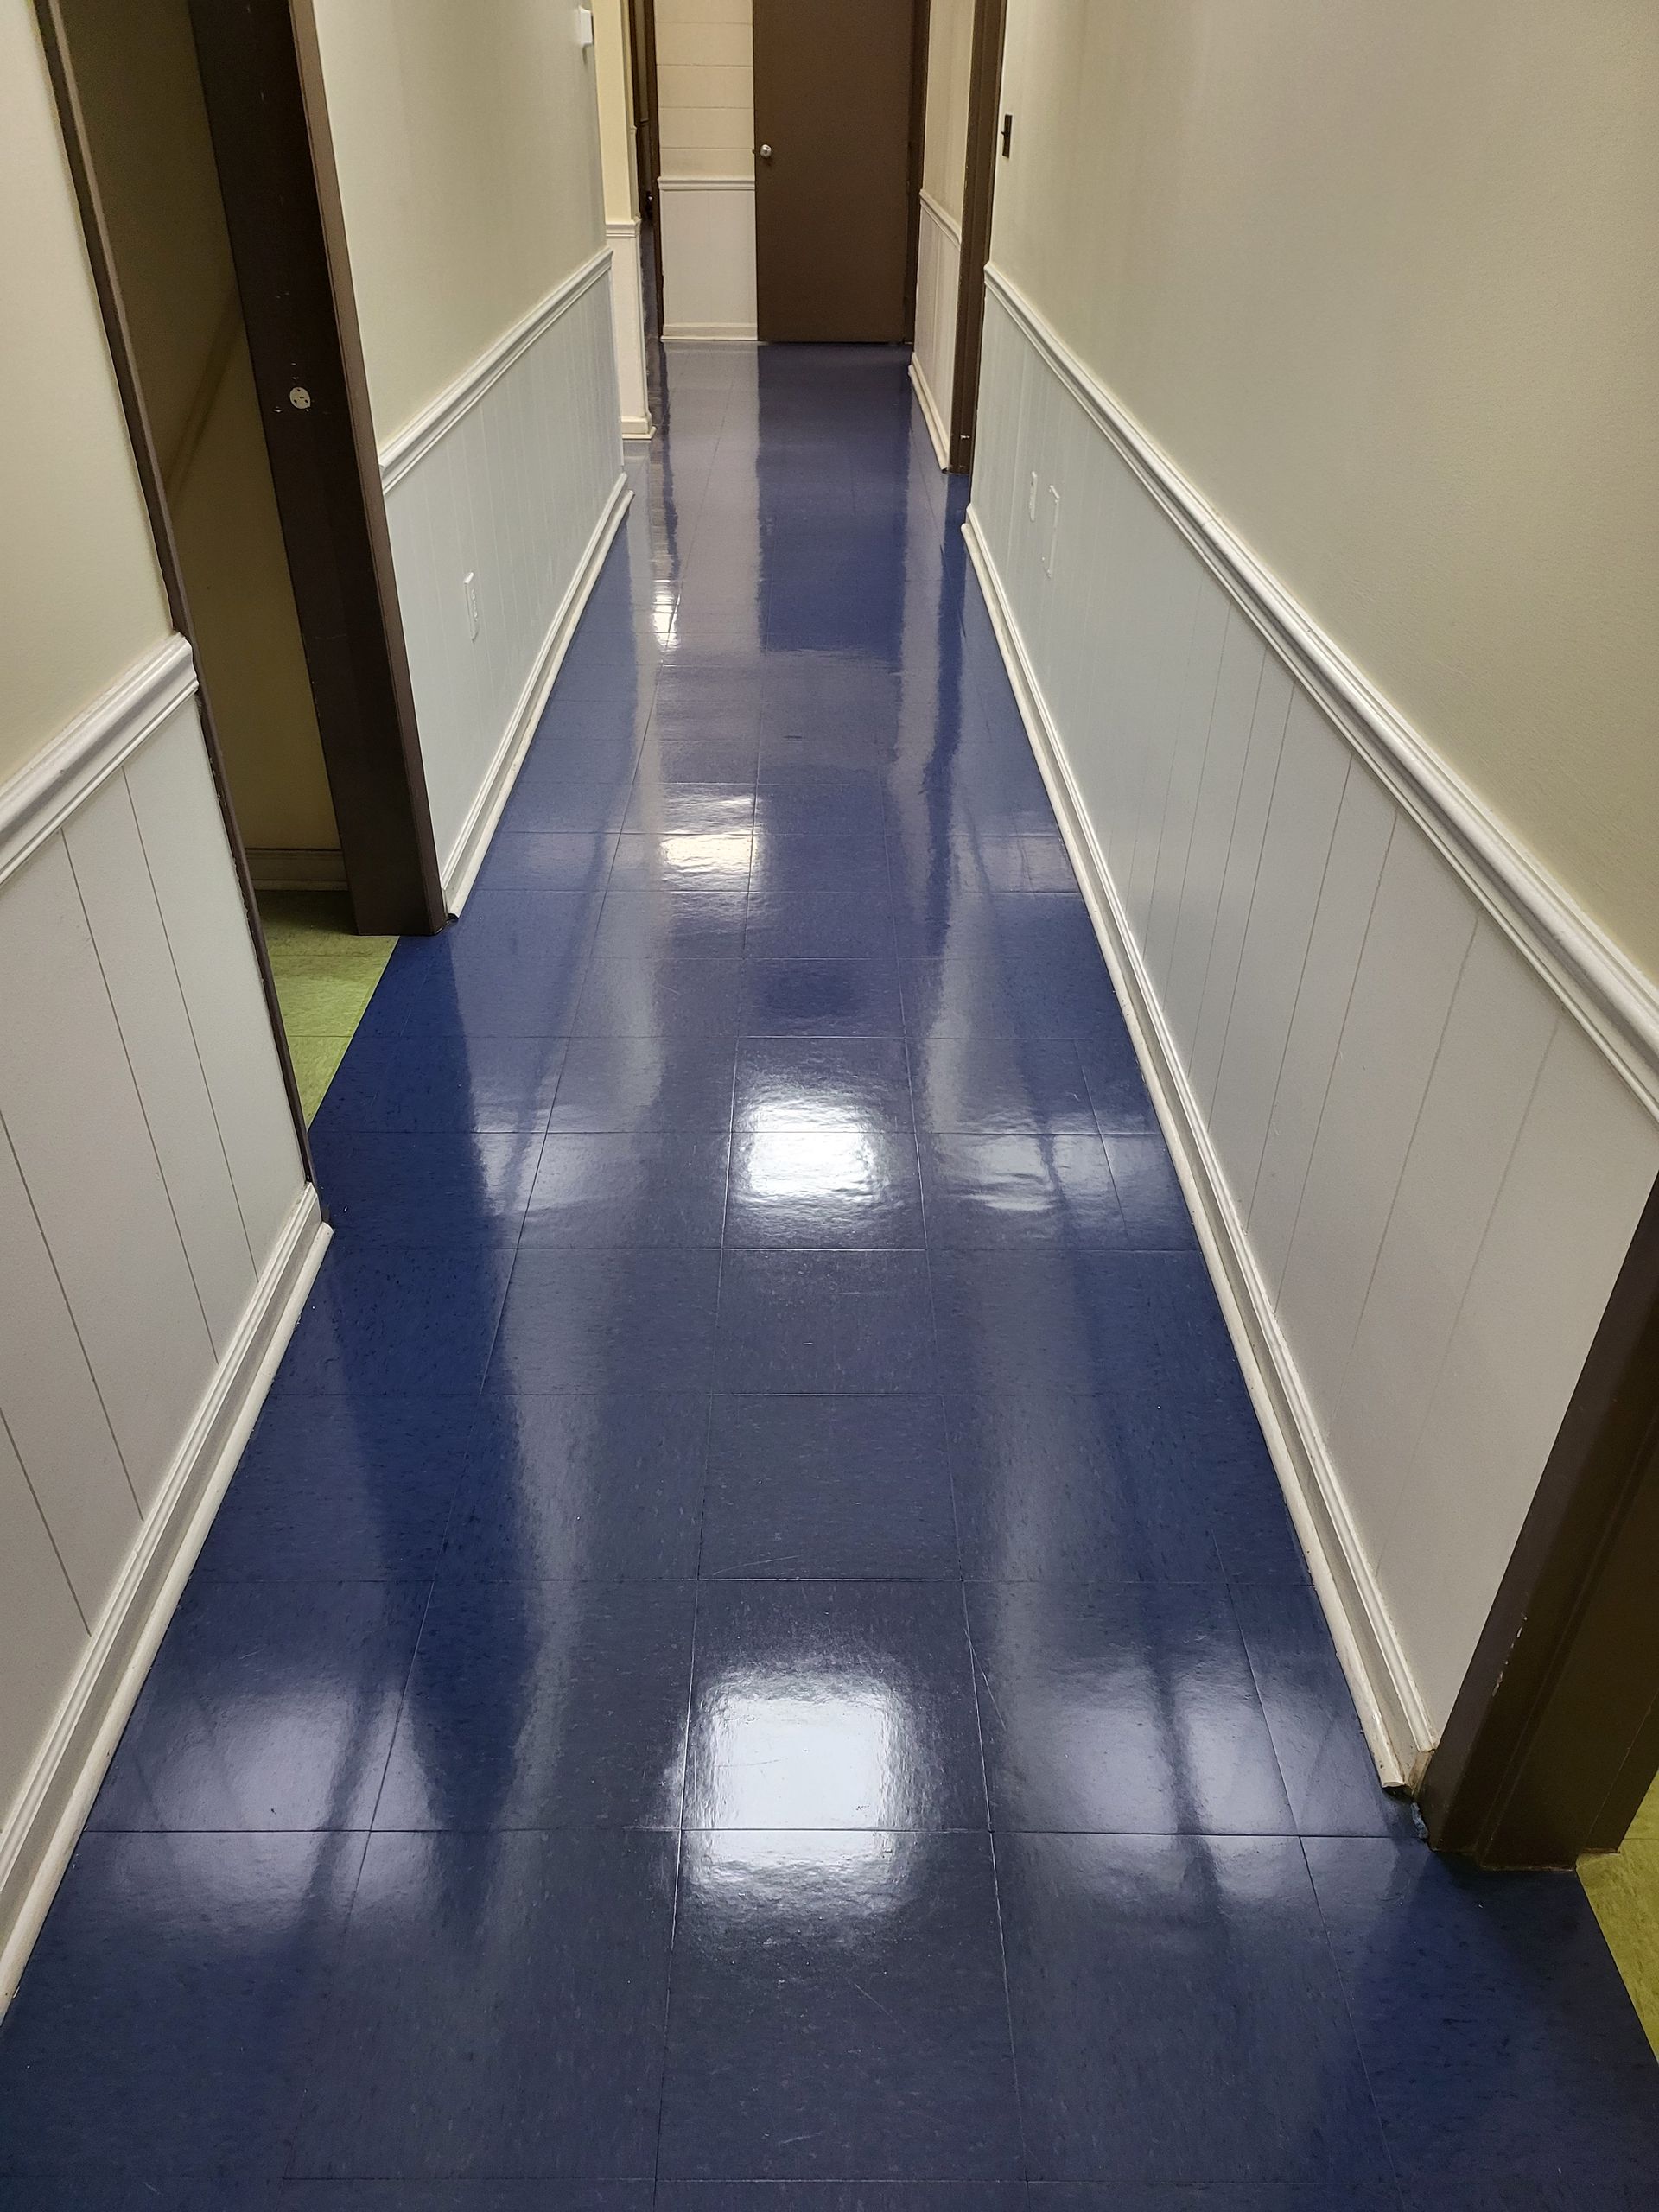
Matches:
[1221,1579,1313,1838]
[269,1825,374,2184]
[960,1603,1034,2189]
[1295,1834,1411,2202]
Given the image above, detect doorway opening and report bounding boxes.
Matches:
[38,0,444,1128]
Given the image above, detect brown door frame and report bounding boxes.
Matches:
[628,0,665,331]
[948,0,1008,472]
[1419,1175,1659,1867]
[32,0,314,1170]
[40,0,445,943]
[190,0,444,938]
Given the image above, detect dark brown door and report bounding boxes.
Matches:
[753,0,919,342]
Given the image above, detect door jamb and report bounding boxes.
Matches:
[1419,1175,1659,1867]
[948,0,1007,473]
[629,0,665,332]
[32,0,315,1172]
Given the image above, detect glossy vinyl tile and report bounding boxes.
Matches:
[590,884,749,962]
[312,1128,543,1246]
[283,2190,652,2211]
[608,830,754,897]
[945,1391,1238,1584]
[658,1829,1022,2181]
[386,896,602,1038]
[195,1395,474,1581]
[1104,1135,1198,1249]
[315,1033,570,1135]
[747,826,891,897]
[658,2193,1027,2212]
[928,1249,1154,1395]
[918,1133,1127,1248]
[1229,1583,1416,1838]
[737,950,905,1039]
[725,1122,923,1248]
[375,1576,695,1829]
[276,1246,514,1396]
[468,829,619,894]
[997,1831,1388,2187]
[901,956,1125,1040]
[685,1579,984,1830]
[573,954,745,1037]
[545,1030,739,1132]
[91,1578,424,1833]
[1074,1023,1160,1135]
[487,1246,721,1393]
[966,1581,1294,1836]
[742,891,898,968]
[700,1395,957,1579]
[1027,2190,1402,2211]
[1306,1840,1659,2191]
[716,1249,938,1394]
[523,1132,732,1247]
[906,1033,1097,1135]
[0,1832,365,2177]
[734,1034,913,1131]
[444,1393,709,1580]
[290,1828,676,2180]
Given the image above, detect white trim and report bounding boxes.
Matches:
[964,509,1424,1786]
[918,186,963,245]
[606,217,653,440]
[656,173,754,190]
[440,470,632,913]
[0,636,196,888]
[983,263,1659,1125]
[910,357,951,472]
[378,249,613,493]
[0,1185,330,2009]
[662,324,759,343]
[245,845,347,892]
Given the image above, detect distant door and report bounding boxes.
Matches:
[753,0,919,342]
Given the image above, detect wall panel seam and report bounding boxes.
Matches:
[0,1401,88,1639]
[59,834,221,1357]
[378,247,613,491]
[983,261,1659,1121]
[0,1112,139,1524]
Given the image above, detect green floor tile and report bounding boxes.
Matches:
[256,890,398,1122]
[1583,1770,1659,2056]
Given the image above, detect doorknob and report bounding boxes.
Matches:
[759,143,772,159]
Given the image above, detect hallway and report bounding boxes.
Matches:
[2,345,1656,2203]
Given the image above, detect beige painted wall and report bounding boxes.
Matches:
[0,2,170,785]
[921,0,975,223]
[594,0,639,223]
[61,0,337,855]
[993,0,1659,981]
[655,0,753,181]
[312,0,607,441]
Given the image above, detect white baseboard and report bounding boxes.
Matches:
[622,419,654,442]
[439,469,632,912]
[909,357,950,472]
[245,846,346,892]
[0,1185,330,2008]
[963,509,1425,1787]
[662,324,758,343]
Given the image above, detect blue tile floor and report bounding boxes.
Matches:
[3,346,1657,2209]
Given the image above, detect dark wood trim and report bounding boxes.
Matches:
[901,0,931,347]
[186,0,445,937]
[631,0,665,330]
[1419,1174,1659,1867]
[31,0,314,1179]
[948,0,1007,472]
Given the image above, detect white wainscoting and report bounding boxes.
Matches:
[965,267,1659,1784]
[0,640,326,2003]
[658,176,758,340]
[380,248,631,909]
[607,218,653,441]
[912,189,961,469]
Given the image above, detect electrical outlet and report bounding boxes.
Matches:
[1044,486,1061,576]
[1027,471,1039,524]
[463,571,480,640]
